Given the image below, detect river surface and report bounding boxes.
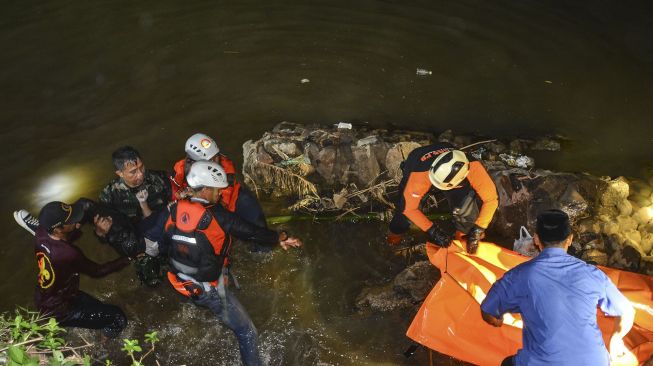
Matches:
[1,0,652,365]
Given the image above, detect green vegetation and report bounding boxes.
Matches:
[1,308,159,366]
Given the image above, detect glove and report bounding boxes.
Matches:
[427,224,453,248]
[136,189,149,203]
[465,225,485,254]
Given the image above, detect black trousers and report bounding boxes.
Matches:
[59,291,127,338]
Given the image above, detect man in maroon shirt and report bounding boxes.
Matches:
[35,201,129,338]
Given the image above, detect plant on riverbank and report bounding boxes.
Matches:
[0,307,92,365]
[121,331,159,366]
[1,307,161,366]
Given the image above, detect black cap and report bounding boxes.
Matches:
[536,209,572,243]
[38,201,84,232]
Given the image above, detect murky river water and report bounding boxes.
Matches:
[1,0,652,364]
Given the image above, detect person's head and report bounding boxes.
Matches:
[112,146,145,188]
[185,133,220,162]
[534,209,574,250]
[39,201,84,239]
[429,150,470,190]
[186,161,228,203]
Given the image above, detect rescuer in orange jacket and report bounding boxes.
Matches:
[170,133,267,229]
[388,143,498,253]
[162,161,301,366]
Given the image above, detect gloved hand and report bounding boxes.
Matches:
[427,224,453,248]
[136,189,149,203]
[465,225,485,254]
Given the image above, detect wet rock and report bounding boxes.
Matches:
[499,153,535,168]
[385,142,421,183]
[452,135,473,148]
[313,146,337,184]
[633,207,653,226]
[355,286,414,312]
[509,139,533,154]
[583,249,608,266]
[577,218,600,234]
[641,256,653,277]
[356,261,439,312]
[617,215,639,232]
[640,232,653,254]
[617,199,633,217]
[393,261,440,302]
[600,177,630,207]
[531,137,561,151]
[350,144,381,186]
[437,129,454,143]
[486,141,507,154]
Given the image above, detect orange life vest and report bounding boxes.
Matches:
[170,157,241,211]
[164,200,232,285]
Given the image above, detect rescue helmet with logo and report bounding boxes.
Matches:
[186,161,229,189]
[428,150,470,190]
[185,133,219,161]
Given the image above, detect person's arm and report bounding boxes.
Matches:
[402,172,435,232]
[480,270,519,327]
[211,205,300,249]
[219,155,237,186]
[481,310,504,327]
[467,161,499,229]
[70,245,129,278]
[598,275,635,361]
[136,189,152,218]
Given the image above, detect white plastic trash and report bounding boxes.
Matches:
[416,68,432,76]
[513,226,538,257]
[336,122,352,130]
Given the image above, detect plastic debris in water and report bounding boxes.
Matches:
[301,78,310,84]
[336,122,352,130]
[416,68,432,76]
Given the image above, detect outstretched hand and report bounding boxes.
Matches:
[280,237,302,250]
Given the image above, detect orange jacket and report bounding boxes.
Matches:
[400,144,498,232]
[170,156,240,211]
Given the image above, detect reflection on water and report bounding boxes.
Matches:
[1,0,652,364]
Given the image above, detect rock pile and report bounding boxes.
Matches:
[242,122,653,276]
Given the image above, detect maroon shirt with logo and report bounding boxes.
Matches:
[34,227,128,318]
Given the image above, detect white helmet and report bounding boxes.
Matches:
[186,161,228,189]
[428,150,470,190]
[185,133,219,161]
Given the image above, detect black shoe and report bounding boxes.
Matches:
[14,209,39,236]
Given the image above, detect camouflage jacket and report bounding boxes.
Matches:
[99,169,172,224]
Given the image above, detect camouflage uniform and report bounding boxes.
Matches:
[99,169,171,224]
[98,169,172,286]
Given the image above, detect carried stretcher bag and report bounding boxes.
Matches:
[406,241,653,366]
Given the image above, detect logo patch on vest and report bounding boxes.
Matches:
[181,212,190,225]
[36,252,55,289]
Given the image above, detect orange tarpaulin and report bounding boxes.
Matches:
[406,241,653,366]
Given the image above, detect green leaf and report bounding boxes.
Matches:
[8,345,25,363]
[144,331,159,344]
[82,354,91,366]
[52,350,65,362]
[104,359,114,366]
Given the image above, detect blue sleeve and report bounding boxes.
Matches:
[481,269,521,317]
[597,272,630,317]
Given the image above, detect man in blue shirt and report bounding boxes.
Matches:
[480,209,634,366]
